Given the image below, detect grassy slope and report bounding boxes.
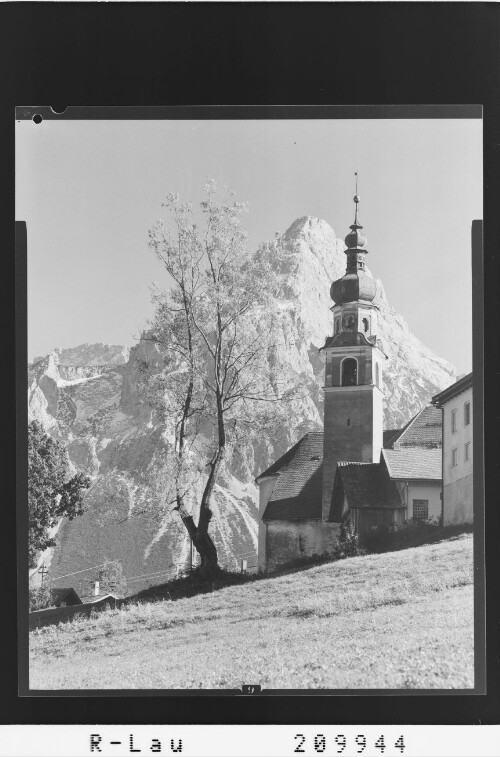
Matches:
[29,534,473,690]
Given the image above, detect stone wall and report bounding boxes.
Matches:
[257,476,278,571]
[29,596,121,630]
[264,520,340,573]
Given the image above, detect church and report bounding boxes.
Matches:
[256,187,443,573]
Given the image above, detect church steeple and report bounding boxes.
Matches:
[320,177,387,524]
[331,173,376,305]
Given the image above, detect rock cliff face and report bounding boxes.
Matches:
[28,218,456,593]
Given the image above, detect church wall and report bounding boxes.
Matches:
[257,476,279,571]
[371,387,384,466]
[322,386,383,520]
[265,520,340,573]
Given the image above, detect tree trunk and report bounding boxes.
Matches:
[177,500,220,581]
[193,529,219,579]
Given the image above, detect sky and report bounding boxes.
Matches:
[16,117,482,374]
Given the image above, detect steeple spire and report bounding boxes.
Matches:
[353,171,361,227]
[344,171,367,251]
[330,175,377,305]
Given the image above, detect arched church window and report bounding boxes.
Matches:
[342,358,357,387]
[375,362,380,387]
[335,318,341,334]
[362,317,369,333]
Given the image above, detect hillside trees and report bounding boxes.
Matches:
[28,420,91,567]
[144,181,297,578]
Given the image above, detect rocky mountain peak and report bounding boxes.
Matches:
[284,215,339,244]
[28,216,458,592]
[39,343,131,367]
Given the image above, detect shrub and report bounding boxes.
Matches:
[29,585,53,611]
[336,519,365,558]
[363,517,442,554]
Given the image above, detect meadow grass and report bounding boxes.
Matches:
[29,533,474,690]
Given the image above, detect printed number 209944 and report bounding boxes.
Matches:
[294,734,406,754]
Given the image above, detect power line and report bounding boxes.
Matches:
[125,568,179,583]
[51,561,114,582]
[52,546,257,587]
[123,565,176,581]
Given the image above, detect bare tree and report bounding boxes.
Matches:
[144,181,295,578]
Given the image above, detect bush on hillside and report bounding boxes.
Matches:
[336,519,365,558]
[363,516,445,553]
[29,585,53,612]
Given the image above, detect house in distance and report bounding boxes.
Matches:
[432,372,473,525]
[256,185,446,573]
[48,587,82,608]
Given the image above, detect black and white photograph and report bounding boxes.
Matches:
[17,108,483,693]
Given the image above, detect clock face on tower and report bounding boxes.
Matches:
[343,313,356,331]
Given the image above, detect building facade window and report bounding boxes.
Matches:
[465,441,471,461]
[375,362,380,388]
[341,358,357,387]
[464,401,471,426]
[412,499,429,521]
[362,317,369,333]
[451,408,457,432]
[452,448,458,467]
[335,317,341,334]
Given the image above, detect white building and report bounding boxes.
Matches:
[432,373,473,525]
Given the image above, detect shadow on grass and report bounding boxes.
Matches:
[126,525,473,607]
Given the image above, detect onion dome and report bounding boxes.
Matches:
[330,174,377,305]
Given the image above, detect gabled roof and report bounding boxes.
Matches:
[389,405,442,449]
[260,432,323,521]
[382,447,442,480]
[50,588,82,606]
[329,462,403,522]
[432,372,473,407]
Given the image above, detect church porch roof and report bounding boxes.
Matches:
[328,462,403,522]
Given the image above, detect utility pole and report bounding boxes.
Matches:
[38,564,49,587]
